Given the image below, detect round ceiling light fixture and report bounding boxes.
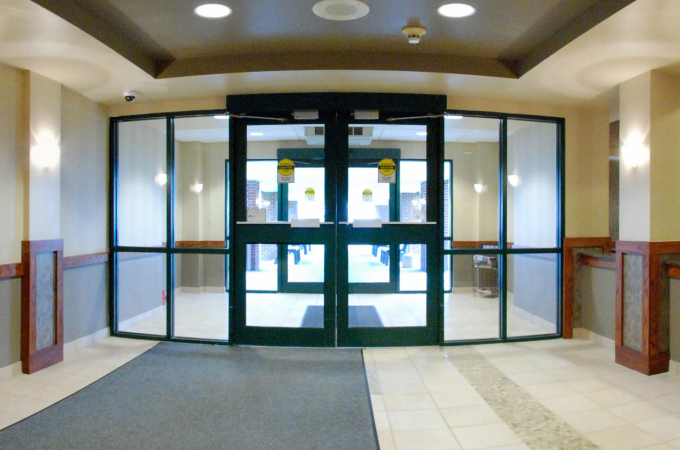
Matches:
[437,3,476,18]
[402,25,427,44]
[194,4,232,18]
[313,0,370,21]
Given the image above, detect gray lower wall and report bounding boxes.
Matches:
[513,254,558,322]
[578,266,616,340]
[0,278,21,368]
[179,254,225,289]
[452,255,473,289]
[118,254,166,323]
[63,264,108,343]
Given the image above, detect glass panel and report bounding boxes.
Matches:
[445,116,500,249]
[116,252,167,336]
[35,252,56,351]
[117,119,167,247]
[173,254,228,340]
[507,253,559,337]
[174,116,228,249]
[444,255,452,292]
[444,254,499,341]
[348,124,427,223]
[246,161,279,222]
[348,168,390,222]
[246,243,324,328]
[444,160,452,237]
[246,124,325,223]
[348,245,389,283]
[399,244,427,291]
[400,161,427,222]
[348,294,425,328]
[288,244,324,283]
[507,120,558,249]
[288,168,325,222]
[246,244,277,291]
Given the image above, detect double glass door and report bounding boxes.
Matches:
[231,108,442,347]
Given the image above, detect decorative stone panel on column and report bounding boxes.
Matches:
[615,241,679,375]
[21,239,64,374]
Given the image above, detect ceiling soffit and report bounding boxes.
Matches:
[29,0,635,79]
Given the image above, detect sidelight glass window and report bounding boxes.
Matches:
[117,119,167,248]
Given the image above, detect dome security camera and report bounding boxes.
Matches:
[123,91,138,102]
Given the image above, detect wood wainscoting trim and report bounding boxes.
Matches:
[0,263,24,279]
[174,241,227,248]
[579,253,616,270]
[563,237,613,339]
[668,264,680,279]
[63,252,109,269]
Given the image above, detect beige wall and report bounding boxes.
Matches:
[619,73,652,241]
[0,64,25,265]
[60,88,108,256]
[650,71,680,241]
[26,72,61,241]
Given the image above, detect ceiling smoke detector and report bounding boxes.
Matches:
[402,25,426,44]
[313,0,369,21]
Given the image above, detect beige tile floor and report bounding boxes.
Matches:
[2,336,680,450]
[0,337,157,431]
[367,340,680,450]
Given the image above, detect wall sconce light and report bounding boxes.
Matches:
[155,173,167,186]
[474,183,483,193]
[190,182,203,193]
[262,200,271,207]
[31,132,60,168]
[621,132,648,168]
[419,198,426,206]
[507,175,520,187]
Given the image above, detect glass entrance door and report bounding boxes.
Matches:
[229,94,444,347]
[337,122,440,347]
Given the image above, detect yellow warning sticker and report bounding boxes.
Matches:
[305,187,315,199]
[278,158,295,176]
[277,158,295,183]
[363,189,373,199]
[378,158,396,183]
[378,159,396,176]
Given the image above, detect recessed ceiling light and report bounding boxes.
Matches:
[313,0,369,21]
[250,132,264,136]
[416,132,427,136]
[437,3,476,18]
[214,115,230,120]
[445,114,463,120]
[194,4,232,18]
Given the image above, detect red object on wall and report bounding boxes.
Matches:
[162,290,167,305]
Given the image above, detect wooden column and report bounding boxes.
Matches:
[615,241,680,375]
[562,237,612,339]
[21,239,64,374]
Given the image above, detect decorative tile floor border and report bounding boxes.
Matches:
[444,346,600,450]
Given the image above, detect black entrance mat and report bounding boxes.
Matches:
[300,305,385,328]
[0,343,379,450]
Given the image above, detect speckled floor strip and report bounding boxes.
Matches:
[444,347,600,450]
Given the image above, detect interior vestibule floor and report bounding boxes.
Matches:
[3,337,680,450]
[122,290,552,337]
